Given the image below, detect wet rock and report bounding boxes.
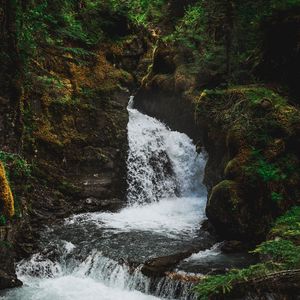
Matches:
[78,197,123,213]
[0,270,22,290]
[141,240,216,278]
[0,227,23,290]
[220,240,246,253]
[142,250,195,277]
[206,180,241,236]
[224,158,242,180]
[81,175,113,199]
[259,98,273,111]
[201,220,218,236]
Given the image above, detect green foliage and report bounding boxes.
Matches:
[245,149,286,182]
[0,151,31,179]
[109,0,166,25]
[0,215,6,226]
[253,239,300,268]
[16,0,130,68]
[56,11,92,44]
[18,2,52,60]
[257,160,285,182]
[161,0,300,83]
[194,263,276,300]
[195,206,300,299]
[172,3,206,49]
[245,87,286,106]
[58,47,94,60]
[271,206,300,239]
[37,75,64,90]
[0,240,12,248]
[271,192,283,203]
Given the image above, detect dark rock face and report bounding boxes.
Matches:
[141,240,216,277]
[142,251,195,277]
[220,240,246,254]
[0,227,23,289]
[0,269,22,290]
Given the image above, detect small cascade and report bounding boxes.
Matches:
[9,243,200,300]
[0,97,209,300]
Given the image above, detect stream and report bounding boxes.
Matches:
[0,98,253,300]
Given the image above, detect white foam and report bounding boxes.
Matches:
[66,196,206,238]
[63,241,76,253]
[4,275,160,300]
[184,243,222,262]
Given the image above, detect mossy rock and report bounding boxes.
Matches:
[226,128,247,159]
[224,158,243,180]
[206,180,243,238]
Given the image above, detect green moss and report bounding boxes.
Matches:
[243,87,286,107]
[224,158,242,180]
[209,180,241,211]
[0,154,32,221]
[58,180,79,194]
[195,87,299,161]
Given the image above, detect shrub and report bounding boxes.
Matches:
[0,151,31,179]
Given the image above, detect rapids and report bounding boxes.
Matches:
[0,97,230,300]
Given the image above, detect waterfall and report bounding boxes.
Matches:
[127,96,206,205]
[0,98,208,300]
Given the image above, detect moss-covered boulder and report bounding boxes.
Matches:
[195,87,300,241]
[206,180,242,236]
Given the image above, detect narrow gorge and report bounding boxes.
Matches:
[1,98,247,299]
[0,1,300,299]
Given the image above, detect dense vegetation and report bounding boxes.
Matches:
[2,0,300,96]
[0,0,300,298]
[195,206,300,299]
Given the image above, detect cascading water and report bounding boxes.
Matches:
[126,97,204,205]
[0,98,209,300]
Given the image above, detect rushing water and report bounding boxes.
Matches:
[1,98,210,300]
